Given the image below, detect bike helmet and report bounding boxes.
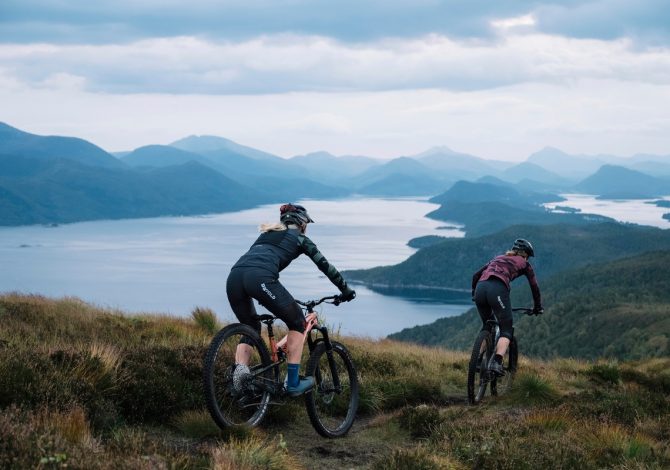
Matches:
[512,238,535,257]
[279,203,314,226]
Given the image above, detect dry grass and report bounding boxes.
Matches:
[1,293,669,469]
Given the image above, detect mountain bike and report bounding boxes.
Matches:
[203,295,359,438]
[467,307,534,404]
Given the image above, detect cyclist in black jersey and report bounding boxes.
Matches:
[227,203,356,396]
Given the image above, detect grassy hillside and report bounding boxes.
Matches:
[0,294,668,469]
[345,222,670,293]
[389,251,670,361]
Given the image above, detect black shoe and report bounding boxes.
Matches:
[488,357,505,377]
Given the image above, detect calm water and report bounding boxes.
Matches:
[545,194,670,228]
[0,198,466,338]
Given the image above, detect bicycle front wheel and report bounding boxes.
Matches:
[203,324,274,429]
[467,330,493,404]
[491,337,518,396]
[304,341,359,438]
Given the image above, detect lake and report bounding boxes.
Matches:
[545,194,670,228]
[0,198,467,338]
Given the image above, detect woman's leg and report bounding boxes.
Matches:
[226,269,261,366]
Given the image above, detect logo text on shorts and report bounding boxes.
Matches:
[261,283,276,300]
[497,296,505,309]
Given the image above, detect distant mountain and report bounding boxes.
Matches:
[122,145,216,169]
[351,157,450,196]
[412,146,511,180]
[631,161,670,177]
[527,147,604,179]
[430,180,563,207]
[0,122,124,169]
[345,222,670,293]
[171,135,280,161]
[501,162,572,187]
[357,173,449,197]
[289,151,381,182]
[388,250,670,360]
[0,156,268,226]
[574,165,670,198]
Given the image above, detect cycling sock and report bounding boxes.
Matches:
[287,363,300,388]
[494,354,503,364]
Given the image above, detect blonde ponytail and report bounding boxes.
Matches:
[259,222,287,233]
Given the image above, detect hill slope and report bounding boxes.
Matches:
[389,251,670,360]
[0,157,268,225]
[345,222,670,292]
[574,164,670,199]
[0,294,668,469]
[0,122,124,169]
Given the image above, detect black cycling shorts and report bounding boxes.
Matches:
[474,278,513,340]
[226,267,305,334]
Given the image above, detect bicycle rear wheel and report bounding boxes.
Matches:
[467,330,493,404]
[203,324,274,429]
[305,341,359,438]
[491,337,518,396]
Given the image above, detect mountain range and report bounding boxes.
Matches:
[1,121,669,226]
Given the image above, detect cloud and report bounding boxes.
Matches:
[2,78,669,161]
[1,33,669,95]
[1,1,668,46]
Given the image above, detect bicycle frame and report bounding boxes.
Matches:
[252,295,342,394]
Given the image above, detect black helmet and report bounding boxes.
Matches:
[280,203,314,226]
[512,238,535,257]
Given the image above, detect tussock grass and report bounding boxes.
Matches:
[173,409,222,439]
[1,294,669,469]
[398,404,445,439]
[191,306,219,335]
[210,436,301,470]
[371,446,464,470]
[506,371,560,405]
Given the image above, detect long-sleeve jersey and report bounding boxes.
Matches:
[231,227,349,292]
[472,254,542,308]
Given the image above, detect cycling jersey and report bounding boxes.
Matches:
[232,227,349,292]
[472,254,542,308]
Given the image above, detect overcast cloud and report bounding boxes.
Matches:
[0,0,669,159]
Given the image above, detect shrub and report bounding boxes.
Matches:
[588,362,621,385]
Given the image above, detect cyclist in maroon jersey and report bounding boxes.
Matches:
[471,239,543,376]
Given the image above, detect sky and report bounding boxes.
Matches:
[1,0,670,160]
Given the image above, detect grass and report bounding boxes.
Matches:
[0,293,669,469]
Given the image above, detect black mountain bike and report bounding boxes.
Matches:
[203,295,359,438]
[467,307,534,404]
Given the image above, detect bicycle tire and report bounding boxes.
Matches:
[491,337,518,396]
[467,330,493,405]
[203,323,274,429]
[304,341,359,438]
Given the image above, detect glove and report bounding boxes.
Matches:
[533,306,544,316]
[340,286,356,302]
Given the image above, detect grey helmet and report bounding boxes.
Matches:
[512,238,535,257]
[280,203,314,226]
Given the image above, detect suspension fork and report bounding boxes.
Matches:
[313,325,342,390]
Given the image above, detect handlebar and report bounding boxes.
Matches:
[512,307,536,315]
[295,295,342,312]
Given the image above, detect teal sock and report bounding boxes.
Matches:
[287,363,300,388]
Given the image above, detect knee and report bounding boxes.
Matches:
[284,304,305,333]
[499,317,513,340]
